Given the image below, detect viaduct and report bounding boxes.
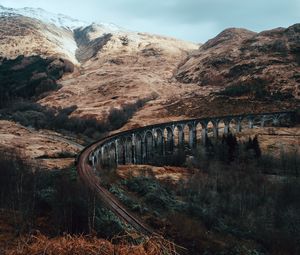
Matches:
[77,111,295,235]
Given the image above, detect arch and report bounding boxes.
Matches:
[144,130,154,162]
[206,121,214,138]
[164,126,174,153]
[229,118,238,134]
[252,115,262,128]
[117,138,126,165]
[125,136,133,164]
[154,128,164,155]
[210,119,219,138]
[218,119,226,137]
[93,148,101,166]
[240,116,250,131]
[134,133,143,164]
[196,122,203,144]
[108,142,117,166]
[183,122,195,148]
[173,125,184,147]
[102,145,110,167]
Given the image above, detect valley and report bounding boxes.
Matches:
[0,4,299,255]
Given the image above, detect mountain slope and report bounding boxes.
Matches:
[176,25,300,100]
[39,27,200,126]
[0,5,87,30]
[0,15,78,63]
[0,5,298,131]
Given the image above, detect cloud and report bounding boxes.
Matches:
[0,0,298,42]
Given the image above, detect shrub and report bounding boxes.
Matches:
[123,176,181,211]
[0,150,127,237]
[217,82,268,99]
[0,56,72,108]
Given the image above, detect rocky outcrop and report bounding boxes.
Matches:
[74,25,113,62]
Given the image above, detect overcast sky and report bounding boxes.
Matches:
[0,0,299,43]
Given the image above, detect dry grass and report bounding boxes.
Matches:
[5,233,180,255]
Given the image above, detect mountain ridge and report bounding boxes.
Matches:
[0,4,88,30]
[0,5,298,131]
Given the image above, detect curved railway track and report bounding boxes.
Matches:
[77,133,154,236]
[76,111,295,236]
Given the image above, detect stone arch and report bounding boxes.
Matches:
[93,148,100,166]
[252,115,262,128]
[206,120,215,138]
[210,119,219,138]
[144,130,154,162]
[240,116,250,131]
[183,122,195,148]
[134,133,143,164]
[154,128,164,156]
[125,136,133,164]
[108,142,117,166]
[102,145,110,167]
[117,138,126,165]
[164,126,174,153]
[218,119,226,137]
[173,125,184,147]
[229,118,238,134]
[197,121,212,145]
[196,122,203,143]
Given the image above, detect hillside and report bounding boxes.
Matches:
[0,6,298,132]
[0,5,298,156]
[176,25,300,99]
[0,5,299,255]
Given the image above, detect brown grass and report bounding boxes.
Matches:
[5,233,179,255]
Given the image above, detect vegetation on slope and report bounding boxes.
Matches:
[0,55,74,108]
[0,150,126,237]
[216,78,294,100]
[5,233,178,255]
[0,95,154,140]
[0,150,179,255]
[109,135,300,255]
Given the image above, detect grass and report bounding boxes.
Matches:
[5,233,179,255]
[108,135,300,255]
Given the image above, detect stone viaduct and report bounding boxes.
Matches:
[76,110,296,235]
[87,111,295,169]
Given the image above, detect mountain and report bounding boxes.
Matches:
[0,5,298,130]
[0,5,87,30]
[176,25,300,100]
[0,5,124,63]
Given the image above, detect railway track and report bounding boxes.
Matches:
[76,110,295,236]
[77,137,154,236]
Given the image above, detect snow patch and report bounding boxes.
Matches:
[0,5,87,30]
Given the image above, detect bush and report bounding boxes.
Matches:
[180,137,300,254]
[0,150,127,237]
[1,95,157,139]
[0,56,72,108]
[123,176,181,211]
[217,82,268,99]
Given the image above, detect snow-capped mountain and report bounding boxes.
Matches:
[0,4,129,63]
[0,4,197,65]
[0,4,88,30]
[0,4,124,32]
